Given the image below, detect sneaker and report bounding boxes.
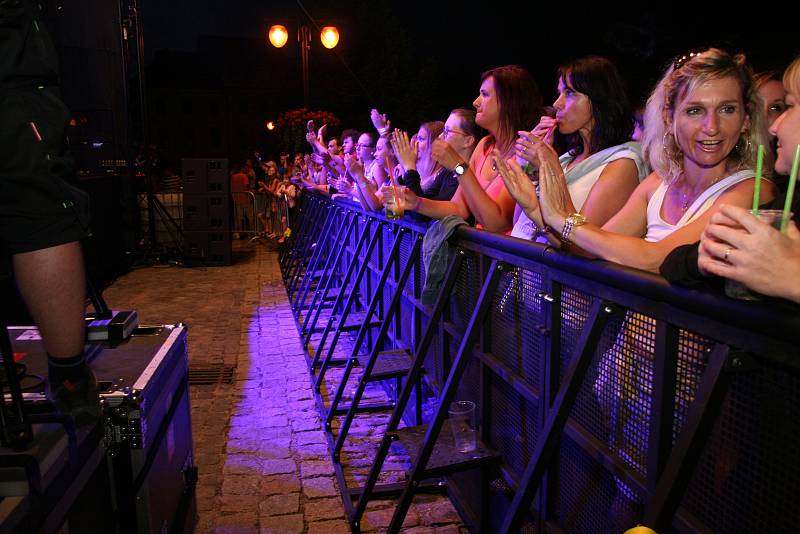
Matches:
[47,367,102,424]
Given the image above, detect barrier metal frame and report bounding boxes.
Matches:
[281,191,800,534]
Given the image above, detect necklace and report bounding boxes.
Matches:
[671,174,724,211]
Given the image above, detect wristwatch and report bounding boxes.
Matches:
[453,162,468,176]
[560,213,587,247]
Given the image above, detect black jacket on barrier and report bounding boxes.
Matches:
[660,190,800,292]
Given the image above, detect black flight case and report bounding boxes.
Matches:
[0,324,197,533]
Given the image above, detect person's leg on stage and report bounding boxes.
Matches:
[13,241,101,420]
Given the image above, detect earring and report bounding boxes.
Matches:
[734,132,751,157]
[663,131,681,159]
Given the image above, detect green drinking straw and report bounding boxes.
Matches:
[781,144,800,233]
[752,144,764,214]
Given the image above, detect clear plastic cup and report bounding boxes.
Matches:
[448,400,476,453]
[724,209,791,300]
[383,190,404,220]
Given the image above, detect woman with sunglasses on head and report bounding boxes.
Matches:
[397,65,542,232]
[499,49,776,271]
[509,56,647,241]
[662,56,800,302]
[392,111,481,202]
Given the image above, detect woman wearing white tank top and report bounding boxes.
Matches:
[498,49,777,272]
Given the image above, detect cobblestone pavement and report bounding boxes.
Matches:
[101,241,464,533]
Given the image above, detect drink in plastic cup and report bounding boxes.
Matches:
[448,400,476,453]
[724,209,791,300]
[383,190,404,220]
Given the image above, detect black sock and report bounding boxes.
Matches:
[48,352,88,383]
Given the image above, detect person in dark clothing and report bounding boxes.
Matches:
[661,55,800,303]
[0,0,100,421]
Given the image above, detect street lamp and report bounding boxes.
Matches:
[268,25,288,48]
[268,22,339,109]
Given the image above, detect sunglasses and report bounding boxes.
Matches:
[673,51,704,71]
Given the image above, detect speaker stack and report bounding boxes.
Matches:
[181,159,232,266]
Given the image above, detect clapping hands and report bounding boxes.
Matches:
[390,129,417,172]
[493,151,539,216]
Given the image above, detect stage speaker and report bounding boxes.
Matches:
[181,159,231,266]
[42,0,129,179]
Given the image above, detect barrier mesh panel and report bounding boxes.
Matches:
[489,268,546,390]
[673,331,713,440]
[555,435,644,532]
[450,253,480,331]
[558,286,592,379]
[489,375,539,476]
[680,360,800,532]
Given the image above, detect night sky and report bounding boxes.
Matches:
[140,0,800,129]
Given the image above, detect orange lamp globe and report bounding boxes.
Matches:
[268,25,288,48]
[320,26,339,49]
[266,121,275,131]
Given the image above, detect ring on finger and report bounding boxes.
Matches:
[723,247,732,262]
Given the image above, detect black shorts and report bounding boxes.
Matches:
[0,86,91,255]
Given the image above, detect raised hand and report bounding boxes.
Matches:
[306,119,315,133]
[317,123,327,141]
[391,129,417,172]
[311,152,330,166]
[370,108,390,132]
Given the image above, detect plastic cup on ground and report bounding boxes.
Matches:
[448,400,476,453]
[724,209,791,300]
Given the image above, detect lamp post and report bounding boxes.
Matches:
[268,22,339,109]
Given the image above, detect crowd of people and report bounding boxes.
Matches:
[229,152,301,243]
[286,48,800,305]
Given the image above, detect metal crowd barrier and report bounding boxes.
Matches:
[281,190,799,533]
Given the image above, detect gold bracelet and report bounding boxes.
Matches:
[560,213,587,247]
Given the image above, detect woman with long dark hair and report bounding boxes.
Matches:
[509,56,647,240]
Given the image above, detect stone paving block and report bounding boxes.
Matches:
[218,494,261,514]
[213,514,259,534]
[433,525,467,533]
[402,527,437,534]
[259,513,304,534]
[294,431,327,447]
[414,501,461,526]
[257,439,292,458]
[261,474,302,496]
[306,519,351,533]
[302,476,338,499]
[258,492,300,516]
[222,454,262,475]
[363,506,420,530]
[303,498,346,523]
[261,458,296,476]
[299,460,335,479]
[226,438,263,454]
[294,443,329,460]
[221,474,261,496]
